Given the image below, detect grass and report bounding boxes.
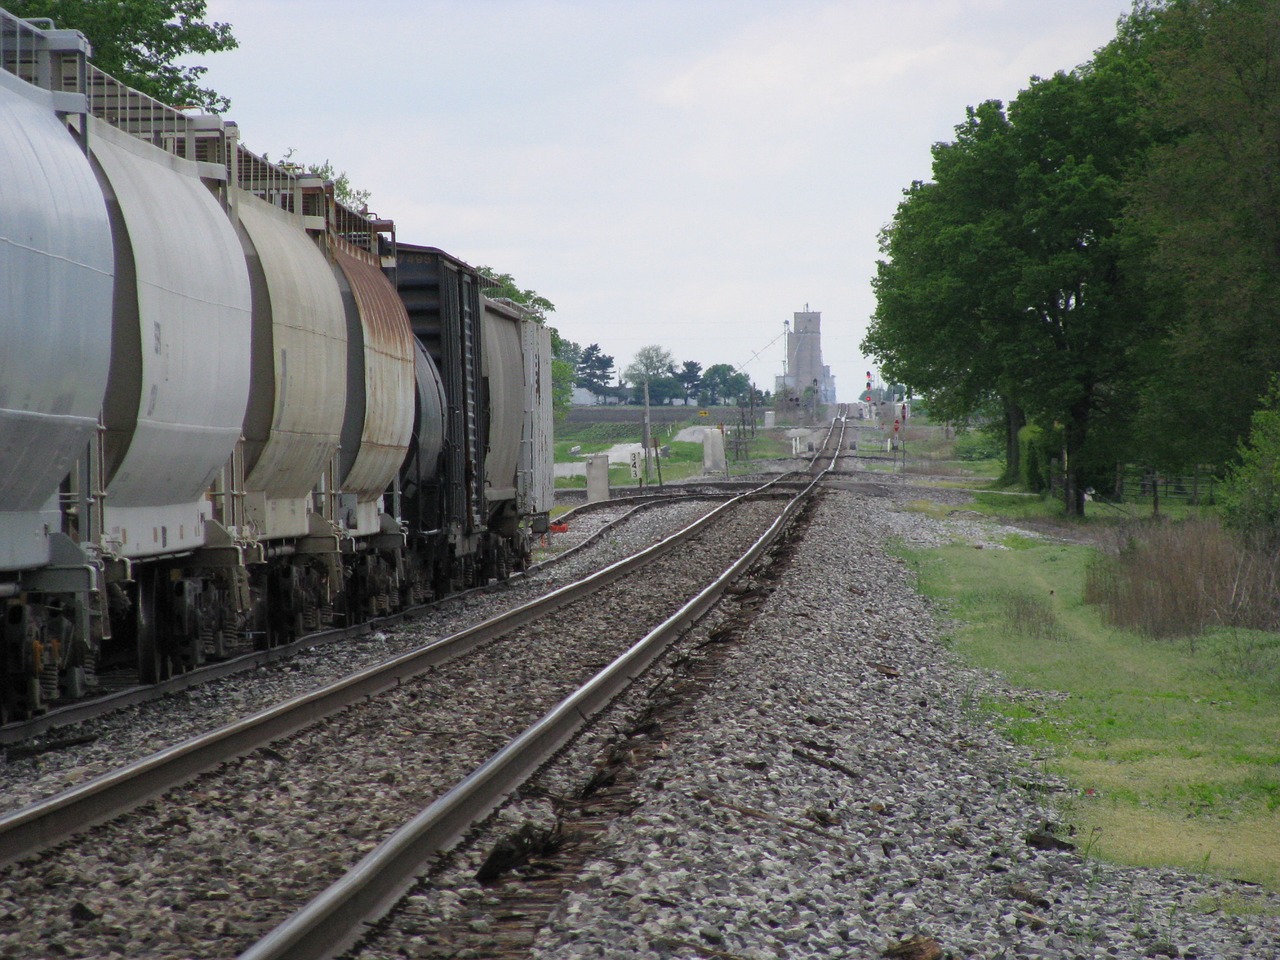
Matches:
[554,411,804,489]
[898,536,1280,896]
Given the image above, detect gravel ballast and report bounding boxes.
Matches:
[371,484,1278,960]
[0,497,782,959]
[6,478,1279,959]
[523,489,1280,959]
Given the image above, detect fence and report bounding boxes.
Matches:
[1109,464,1218,507]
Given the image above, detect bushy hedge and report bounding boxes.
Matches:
[953,429,1003,462]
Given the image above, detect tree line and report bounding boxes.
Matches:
[864,0,1280,516]
[479,275,758,414]
[566,342,758,408]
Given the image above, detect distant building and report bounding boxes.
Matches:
[774,308,837,404]
[572,386,620,405]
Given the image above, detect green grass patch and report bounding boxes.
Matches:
[899,538,1280,895]
[966,490,1069,520]
[555,421,653,445]
[899,499,955,521]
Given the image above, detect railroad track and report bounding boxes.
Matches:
[0,467,834,960]
[241,452,841,960]
[343,494,821,960]
[0,492,746,748]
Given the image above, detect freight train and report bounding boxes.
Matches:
[0,12,554,722]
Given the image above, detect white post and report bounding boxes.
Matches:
[642,379,652,485]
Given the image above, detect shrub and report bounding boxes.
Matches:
[954,429,1003,462]
[1084,519,1280,640]
[1004,590,1067,642]
[1221,378,1280,550]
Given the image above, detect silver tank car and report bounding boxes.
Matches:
[0,46,113,716]
[0,67,112,569]
[91,119,253,560]
[482,296,554,567]
[0,8,553,722]
[235,186,347,540]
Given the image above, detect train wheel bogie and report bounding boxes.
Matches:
[2,593,103,720]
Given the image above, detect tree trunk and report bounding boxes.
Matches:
[1062,412,1089,517]
[1003,400,1025,485]
[1063,465,1086,516]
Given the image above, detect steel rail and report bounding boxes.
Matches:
[0,481,791,867]
[533,472,798,572]
[528,495,728,572]
[552,477,783,514]
[239,469,831,960]
[826,416,848,472]
[0,621,367,746]
[806,415,846,474]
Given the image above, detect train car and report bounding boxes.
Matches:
[0,24,113,714]
[390,245,489,590]
[481,295,554,566]
[389,245,554,589]
[0,11,554,721]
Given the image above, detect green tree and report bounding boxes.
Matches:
[623,345,675,394]
[700,364,750,406]
[676,361,703,405]
[867,45,1156,514]
[1006,64,1155,513]
[477,268,556,322]
[644,375,684,406]
[300,157,371,210]
[552,335,582,370]
[547,331,575,418]
[1221,377,1280,549]
[575,343,615,399]
[10,0,236,112]
[1125,0,1280,469]
[866,99,1025,477]
[624,345,674,453]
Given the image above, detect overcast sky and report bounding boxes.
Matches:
[197,0,1134,401]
